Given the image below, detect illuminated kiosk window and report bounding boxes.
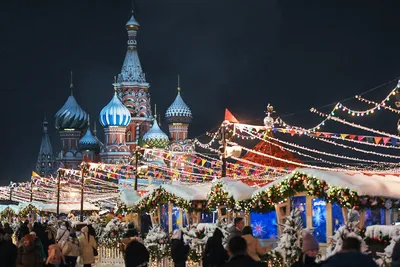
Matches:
[200,211,218,223]
[250,211,277,239]
[160,204,169,231]
[365,209,385,226]
[290,196,306,227]
[332,202,344,233]
[312,198,327,243]
[172,206,179,231]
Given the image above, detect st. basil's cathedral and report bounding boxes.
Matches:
[35,13,194,176]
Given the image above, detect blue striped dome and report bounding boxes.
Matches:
[99,92,131,127]
[142,117,169,149]
[54,94,88,130]
[165,90,192,124]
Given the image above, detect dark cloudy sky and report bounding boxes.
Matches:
[1,0,400,184]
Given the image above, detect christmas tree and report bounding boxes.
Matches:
[143,224,170,261]
[326,208,367,257]
[273,208,304,266]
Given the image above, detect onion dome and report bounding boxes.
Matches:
[126,13,140,29]
[165,80,192,124]
[54,91,88,130]
[142,116,169,149]
[79,116,100,152]
[100,89,131,127]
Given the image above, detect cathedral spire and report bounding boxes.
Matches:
[36,116,56,176]
[70,71,74,96]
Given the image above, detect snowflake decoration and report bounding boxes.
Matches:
[253,221,266,237]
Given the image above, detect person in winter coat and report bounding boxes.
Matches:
[46,243,65,267]
[291,232,320,267]
[4,222,14,235]
[321,237,377,267]
[227,218,244,244]
[55,222,70,243]
[78,226,97,267]
[241,226,271,261]
[18,220,30,241]
[392,242,400,267]
[121,224,140,260]
[203,228,229,267]
[125,236,150,267]
[30,231,46,261]
[171,229,190,267]
[64,232,80,267]
[222,236,266,267]
[16,234,42,267]
[2,233,17,267]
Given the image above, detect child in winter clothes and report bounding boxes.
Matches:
[291,232,320,267]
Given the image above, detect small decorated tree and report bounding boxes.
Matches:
[326,208,367,257]
[98,218,126,248]
[272,208,304,266]
[143,224,170,261]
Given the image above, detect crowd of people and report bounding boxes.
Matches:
[2,217,400,267]
[0,220,97,267]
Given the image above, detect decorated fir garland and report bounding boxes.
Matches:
[251,172,398,212]
[19,204,39,218]
[206,182,250,212]
[0,207,16,219]
[126,187,206,213]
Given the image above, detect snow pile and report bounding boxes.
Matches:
[162,183,211,201]
[365,225,400,240]
[120,188,141,207]
[144,224,170,261]
[218,178,256,201]
[326,209,367,257]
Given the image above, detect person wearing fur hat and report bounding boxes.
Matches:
[291,232,320,267]
[171,229,190,267]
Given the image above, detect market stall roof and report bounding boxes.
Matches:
[252,168,400,199]
[121,177,256,207]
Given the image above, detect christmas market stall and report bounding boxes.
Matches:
[251,168,400,250]
[120,177,256,233]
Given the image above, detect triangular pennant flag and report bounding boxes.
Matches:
[340,134,349,139]
[357,136,365,141]
[374,137,382,144]
[383,137,390,145]
[224,108,239,123]
[349,135,356,139]
[316,132,322,137]
[392,138,399,146]
[31,171,40,178]
[323,133,331,138]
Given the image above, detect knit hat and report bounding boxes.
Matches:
[302,232,319,252]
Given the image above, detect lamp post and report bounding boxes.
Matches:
[30,180,33,202]
[133,147,145,191]
[80,162,89,222]
[221,126,227,178]
[56,170,61,216]
[9,182,13,201]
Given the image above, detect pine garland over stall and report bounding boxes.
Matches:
[251,172,398,212]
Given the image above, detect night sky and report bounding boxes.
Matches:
[1,0,400,184]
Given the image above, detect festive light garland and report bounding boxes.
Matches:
[206,182,250,212]
[311,108,400,140]
[240,128,400,165]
